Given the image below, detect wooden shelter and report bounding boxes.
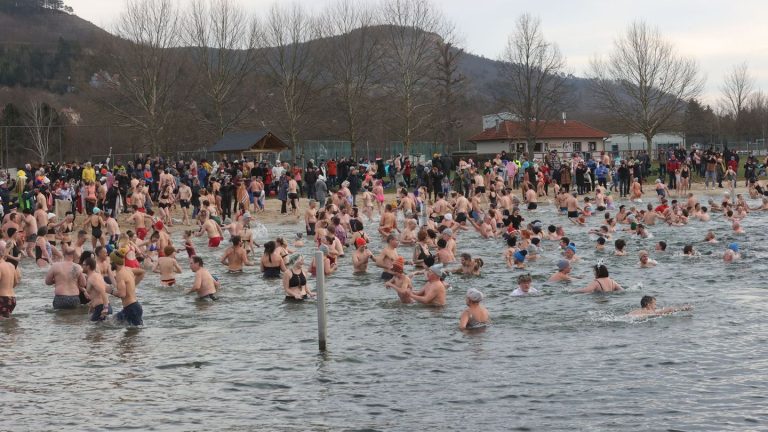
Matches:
[209,131,289,160]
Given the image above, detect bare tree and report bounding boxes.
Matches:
[320,0,380,159]
[432,24,465,151]
[184,0,260,139]
[102,0,183,154]
[260,2,323,164]
[499,13,569,154]
[25,101,55,163]
[589,21,704,154]
[381,0,446,156]
[720,61,754,139]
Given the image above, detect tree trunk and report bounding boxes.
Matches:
[644,133,653,157]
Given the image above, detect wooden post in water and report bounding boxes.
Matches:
[315,250,327,351]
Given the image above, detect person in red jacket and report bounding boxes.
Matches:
[326,159,337,187]
[666,155,680,190]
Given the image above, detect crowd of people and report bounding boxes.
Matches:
[2,145,765,328]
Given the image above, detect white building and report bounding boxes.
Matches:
[469,119,610,159]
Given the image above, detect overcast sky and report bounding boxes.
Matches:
[66,0,768,104]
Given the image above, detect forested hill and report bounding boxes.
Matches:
[0,1,113,92]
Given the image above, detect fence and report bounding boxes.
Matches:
[282,140,474,164]
[0,123,477,168]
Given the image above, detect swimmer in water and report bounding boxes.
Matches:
[187,256,220,301]
[704,230,718,243]
[459,288,490,330]
[614,239,627,256]
[732,220,745,234]
[574,264,623,293]
[448,253,483,276]
[638,250,657,268]
[153,245,182,286]
[628,295,692,317]
[723,242,741,262]
[410,264,447,306]
[548,259,573,282]
[511,273,539,296]
[383,257,413,303]
[351,237,374,273]
[595,236,606,251]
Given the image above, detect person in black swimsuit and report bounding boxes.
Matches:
[261,240,285,278]
[282,253,313,300]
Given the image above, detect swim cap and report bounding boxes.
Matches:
[513,251,526,262]
[557,259,570,270]
[285,253,303,267]
[428,263,446,278]
[466,288,484,302]
[566,243,577,254]
[47,212,56,219]
[728,242,739,253]
[391,257,404,274]
[354,237,367,248]
[444,213,453,221]
[443,228,453,236]
[92,207,101,214]
[154,220,164,231]
[109,250,124,266]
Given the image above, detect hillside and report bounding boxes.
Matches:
[0,8,114,92]
[0,9,112,47]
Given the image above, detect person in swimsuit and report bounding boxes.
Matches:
[310,244,337,277]
[574,264,624,293]
[83,256,112,322]
[34,226,51,268]
[153,245,182,286]
[282,253,314,300]
[459,288,490,330]
[411,230,433,268]
[0,241,20,318]
[85,207,105,249]
[188,256,220,301]
[45,248,87,310]
[260,240,286,278]
[628,295,693,317]
[383,257,413,303]
[221,235,253,272]
[109,250,146,326]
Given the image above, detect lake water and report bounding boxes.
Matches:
[2,194,767,431]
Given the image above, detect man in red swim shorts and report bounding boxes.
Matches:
[198,215,224,248]
[208,236,222,248]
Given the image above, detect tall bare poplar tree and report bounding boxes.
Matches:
[25,101,55,163]
[589,21,704,154]
[260,2,322,164]
[720,61,754,139]
[185,0,260,139]
[499,13,569,154]
[381,0,445,156]
[320,0,379,159]
[432,24,465,151]
[105,0,182,154]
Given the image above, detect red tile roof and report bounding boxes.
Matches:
[469,120,609,142]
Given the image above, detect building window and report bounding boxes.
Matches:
[516,142,526,153]
[534,142,543,152]
[588,142,596,151]
[573,142,582,152]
